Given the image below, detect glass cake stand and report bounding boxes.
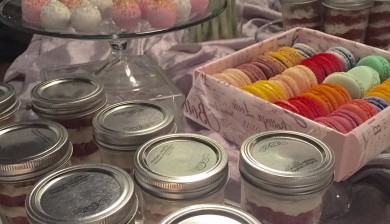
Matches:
[0,0,227,131]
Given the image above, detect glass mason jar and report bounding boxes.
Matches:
[280,0,323,31]
[160,204,262,224]
[93,101,176,174]
[134,134,229,224]
[31,77,107,165]
[365,0,390,49]
[0,120,72,224]
[239,131,335,224]
[0,84,21,127]
[323,0,374,43]
[26,164,138,224]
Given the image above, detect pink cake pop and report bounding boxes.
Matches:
[144,0,176,29]
[21,0,49,26]
[190,0,208,16]
[112,0,141,30]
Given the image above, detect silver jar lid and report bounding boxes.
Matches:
[31,77,107,119]
[323,0,374,10]
[280,0,319,4]
[93,101,175,150]
[160,204,262,224]
[239,131,335,196]
[0,120,72,182]
[134,133,229,200]
[0,83,21,120]
[26,164,138,224]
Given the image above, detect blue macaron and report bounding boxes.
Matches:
[363,96,389,112]
[293,43,318,58]
[327,47,356,70]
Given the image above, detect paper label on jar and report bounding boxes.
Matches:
[107,106,164,132]
[146,141,218,176]
[41,172,121,219]
[251,138,323,173]
[0,128,57,161]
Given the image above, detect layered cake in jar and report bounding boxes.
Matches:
[239,131,335,224]
[160,204,262,224]
[0,121,72,224]
[365,0,390,49]
[323,0,373,43]
[0,84,21,127]
[280,0,322,31]
[26,164,138,224]
[134,134,229,224]
[31,77,107,165]
[93,101,176,174]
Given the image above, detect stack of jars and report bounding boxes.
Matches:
[280,0,389,49]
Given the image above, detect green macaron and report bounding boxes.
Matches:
[356,55,390,83]
[347,66,381,92]
[324,72,365,99]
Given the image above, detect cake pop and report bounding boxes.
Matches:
[21,0,49,26]
[70,0,102,33]
[89,0,113,18]
[112,0,141,30]
[144,0,176,29]
[40,0,71,30]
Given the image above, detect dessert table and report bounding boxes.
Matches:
[3,0,389,223]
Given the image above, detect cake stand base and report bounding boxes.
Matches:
[42,54,186,132]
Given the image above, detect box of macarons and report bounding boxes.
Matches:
[184,27,390,181]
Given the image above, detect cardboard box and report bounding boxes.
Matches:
[184,28,390,181]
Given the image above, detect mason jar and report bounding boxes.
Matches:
[26,164,138,224]
[0,84,21,126]
[0,120,72,224]
[323,0,373,43]
[93,101,176,174]
[365,0,390,49]
[280,0,323,31]
[160,204,262,224]
[239,131,335,224]
[31,77,107,165]
[134,134,229,224]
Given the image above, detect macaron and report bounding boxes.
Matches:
[300,59,327,83]
[347,66,381,92]
[282,67,311,93]
[323,72,364,99]
[274,100,300,114]
[338,103,370,122]
[302,92,333,115]
[241,86,269,101]
[238,63,268,81]
[212,73,242,87]
[327,47,357,69]
[288,98,317,119]
[294,96,327,118]
[356,55,390,82]
[314,117,348,134]
[348,99,378,118]
[264,55,289,72]
[269,78,295,99]
[292,43,318,58]
[270,74,301,97]
[320,83,352,104]
[363,96,389,112]
[251,61,275,79]
[252,55,283,76]
[294,65,318,87]
[310,85,340,110]
[223,68,252,85]
[278,47,305,65]
[328,111,358,130]
[253,81,287,102]
[266,51,294,68]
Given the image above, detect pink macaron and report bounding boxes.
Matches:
[112,0,142,30]
[144,0,177,29]
[21,0,49,26]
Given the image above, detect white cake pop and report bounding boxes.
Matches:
[70,0,102,33]
[88,0,112,18]
[40,0,71,30]
[171,0,191,23]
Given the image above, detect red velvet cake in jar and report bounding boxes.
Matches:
[93,101,176,174]
[323,0,373,43]
[280,0,322,31]
[239,131,335,224]
[31,77,107,165]
[365,0,390,49]
[0,84,21,127]
[0,120,72,224]
[134,134,229,224]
